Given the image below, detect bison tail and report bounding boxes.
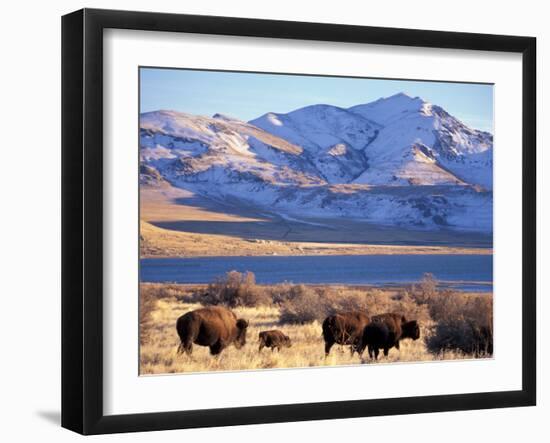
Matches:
[176,314,199,355]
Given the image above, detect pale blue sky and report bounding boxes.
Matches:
[140,67,494,133]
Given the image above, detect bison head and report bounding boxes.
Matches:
[284,335,292,348]
[402,320,420,340]
[234,318,249,348]
[350,335,364,355]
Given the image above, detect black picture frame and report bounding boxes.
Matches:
[62,8,536,435]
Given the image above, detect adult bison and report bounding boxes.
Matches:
[258,330,292,352]
[176,306,249,356]
[322,312,370,356]
[357,312,420,360]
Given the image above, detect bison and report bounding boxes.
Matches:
[176,306,249,356]
[322,312,370,356]
[357,312,420,360]
[258,330,292,352]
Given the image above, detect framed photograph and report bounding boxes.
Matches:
[62,8,536,435]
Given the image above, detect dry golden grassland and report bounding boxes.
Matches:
[140,277,493,375]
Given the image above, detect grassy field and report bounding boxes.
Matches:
[139,279,492,375]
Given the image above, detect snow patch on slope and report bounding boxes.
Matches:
[140,92,493,233]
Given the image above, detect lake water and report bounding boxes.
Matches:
[140,254,493,292]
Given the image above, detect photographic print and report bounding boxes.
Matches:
[138,68,494,375]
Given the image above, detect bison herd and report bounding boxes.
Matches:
[176,307,420,361]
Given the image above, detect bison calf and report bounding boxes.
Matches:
[358,313,420,360]
[176,306,249,356]
[258,330,292,352]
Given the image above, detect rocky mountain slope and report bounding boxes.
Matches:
[139,93,493,232]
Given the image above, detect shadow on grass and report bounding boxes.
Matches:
[150,218,492,248]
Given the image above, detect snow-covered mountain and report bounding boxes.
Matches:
[250,105,379,182]
[349,93,493,189]
[140,110,323,187]
[139,93,493,232]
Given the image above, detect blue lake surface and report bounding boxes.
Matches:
[140,255,493,292]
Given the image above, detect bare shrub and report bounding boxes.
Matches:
[411,273,438,305]
[267,282,294,304]
[393,289,431,323]
[154,284,186,300]
[200,271,271,307]
[362,289,395,316]
[426,290,493,355]
[279,286,381,325]
[409,275,493,355]
[279,285,324,324]
[325,288,370,314]
[140,282,197,301]
[139,286,157,345]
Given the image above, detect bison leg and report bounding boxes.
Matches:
[324,340,335,357]
[383,347,389,357]
[259,342,264,352]
[209,341,225,356]
[176,316,198,356]
[350,340,357,356]
[373,347,380,360]
[395,340,400,351]
[177,340,193,355]
[368,346,373,359]
[352,338,364,357]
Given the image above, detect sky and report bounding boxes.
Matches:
[140,67,494,133]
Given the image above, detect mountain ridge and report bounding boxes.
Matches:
[139,94,493,232]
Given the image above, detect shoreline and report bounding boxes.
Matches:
[140,281,493,294]
[141,250,493,259]
[140,223,493,258]
[140,244,493,258]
